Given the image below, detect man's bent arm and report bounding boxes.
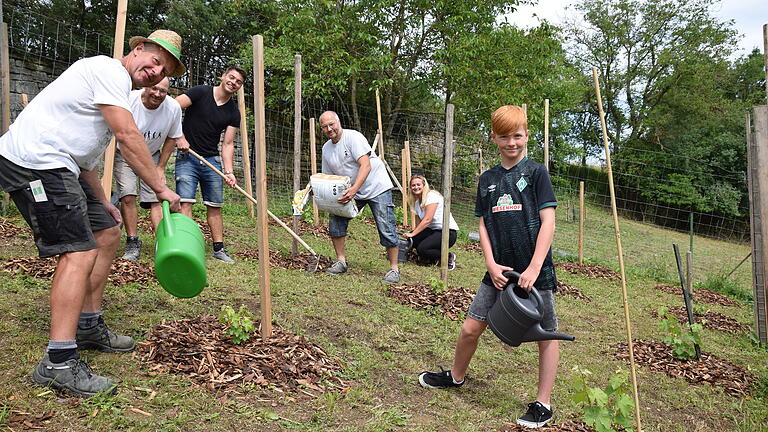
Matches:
[350,153,371,194]
[221,126,238,187]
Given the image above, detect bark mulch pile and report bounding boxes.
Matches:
[557,281,593,303]
[236,249,335,272]
[556,262,621,281]
[2,405,56,429]
[0,257,155,285]
[136,314,345,397]
[498,420,595,431]
[268,217,330,239]
[654,284,741,307]
[612,340,755,397]
[460,241,483,254]
[651,306,745,334]
[0,217,30,238]
[387,283,475,321]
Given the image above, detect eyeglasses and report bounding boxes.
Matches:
[320,122,336,130]
[150,86,169,95]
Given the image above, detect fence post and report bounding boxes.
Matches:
[579,181,585,265]
[751,105,768,344]
[1,23,10,214]
[440,104,454,284]
[309,117,319,226]
[237,88,254,217]
[292,54,302,256]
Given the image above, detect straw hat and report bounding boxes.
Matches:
[128,30,186,77]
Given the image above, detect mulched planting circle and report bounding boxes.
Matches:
[556,262,621,281]
[236,249,335,272]
[498,420,596,431]
[0,257,155,285]
[460,241,483,254]
[612,340,755,397]
[654,284,741,307]
[651,306,745,333]
[387,283,474,321]
[268,217,330,239]
[136,314,345,397]
[0,217,31,238]
[557,281,593,303]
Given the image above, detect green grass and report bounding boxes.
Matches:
[0,196,766,431]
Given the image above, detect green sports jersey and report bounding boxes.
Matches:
[475,157,558,290]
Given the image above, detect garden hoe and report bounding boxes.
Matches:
[186,149,322,272]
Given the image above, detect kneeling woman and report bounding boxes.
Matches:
[404,175,459,269]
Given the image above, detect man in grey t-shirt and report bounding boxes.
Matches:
[319,111,400,283]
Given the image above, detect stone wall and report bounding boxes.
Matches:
[8,54,59,121]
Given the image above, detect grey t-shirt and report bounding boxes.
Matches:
[321,129,393,200]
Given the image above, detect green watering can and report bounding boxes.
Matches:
[154,201,208,298]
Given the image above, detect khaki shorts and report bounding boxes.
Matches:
[114,150,161,208]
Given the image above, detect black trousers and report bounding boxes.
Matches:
[411,228,457,263]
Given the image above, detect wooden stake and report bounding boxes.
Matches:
[544,99,549,171]
[21,93,29,107]
[478,147,484,175]
[752,106,768,343]
[521,103,527,113]
[253,35,272,338]
[440,104,454,284]
[401,148,408,228]
[237,88,254,217]
[0,23,9,134]
[100,0,129,198]
[375,88,385,162]
[593,67,642,431]
[578,181,584,265]
[405,141,415,228]
[292,54,302,256]
[309,117,319,226]
[763,24,767,102]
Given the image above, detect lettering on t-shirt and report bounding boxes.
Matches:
[492,194,522,212]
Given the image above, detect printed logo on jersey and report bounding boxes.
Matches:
[488,184,496,192]
[492,194,522,212]
[516,176,528,192]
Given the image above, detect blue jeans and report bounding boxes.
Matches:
[329,189,398,248]
[175,151,224,207]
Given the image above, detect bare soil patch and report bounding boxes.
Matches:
[557,281,593,303]
[650,307,745,333]
[498,420,595,431]
[556,262,621,281]
[386,282,474,321]
[612,340,755,397]
[136,315,345,397]
[236,249,335,272]
[0,257,155,285]
[654,284,741,307]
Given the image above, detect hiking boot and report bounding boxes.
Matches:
[326,260,348,275]
[77,317,136,353]
[516,401,553,428]
[418,367,464,389]
[447,252,456,271]
[212,248,234,263]
[382,269,400,284]
[121,238,142,261]
[32,354,117,398]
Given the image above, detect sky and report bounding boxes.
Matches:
[505,0,766,58]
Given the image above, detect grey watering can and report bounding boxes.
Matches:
[487,270,575,347]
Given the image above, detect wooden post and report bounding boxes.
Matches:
[593,67,643,431]
[440,104,454,284]
[478,147,484,175]
[0,23,9,134]
[292,54,302,256]
[309,117,319,226]
[763,24,767,102]
[544,98,549,171]
[405,141,415,227]
[375,88,385,162]
[752,105,768,343]
[100,0,129,197]
[521,103,527,113]
[253,35,272,339]
[401,148,408,228]
[578,181,585,265]
[21,94,29,107]
[237,88,254,217]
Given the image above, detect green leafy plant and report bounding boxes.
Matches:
[219,305,256,345]
[428,277,446,293]
[571,366,635,432]
[657,307,702,360]
[301,209,315,226]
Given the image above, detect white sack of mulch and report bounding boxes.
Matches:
[310,173,359,218]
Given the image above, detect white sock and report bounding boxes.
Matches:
[452,376,464,384]
[539,402,551,411]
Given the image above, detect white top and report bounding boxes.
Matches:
[0,56,132,175]
[321,128,393,200]
[415,190,459,231]
[117,90,183,156]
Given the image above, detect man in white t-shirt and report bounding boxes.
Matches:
[0,30,185,398]
[114,77,185,261]
[319,111,401,283]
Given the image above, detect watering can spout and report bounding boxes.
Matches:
[521,326,576,343]
[161,201,174,238]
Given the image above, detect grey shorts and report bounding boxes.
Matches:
[114,151,161,208]
[0,155,117,258]
[467,282,558,331]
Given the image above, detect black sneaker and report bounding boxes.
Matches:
[447,252,456,270]
[418,367,464,389]
[32,354,117,398]
[122,238,142,261]
[516,401,553,428]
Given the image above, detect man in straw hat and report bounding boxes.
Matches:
[0,30,185,397]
